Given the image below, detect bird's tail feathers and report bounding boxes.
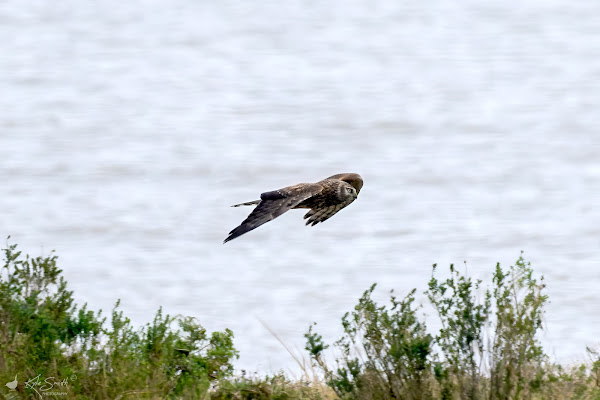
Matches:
[231,200,260,207]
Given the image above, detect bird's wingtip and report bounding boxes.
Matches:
[223,233,237,243]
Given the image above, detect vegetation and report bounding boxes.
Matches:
[0,240,241,399]
[1,239,599,399]
[306,255,600,399]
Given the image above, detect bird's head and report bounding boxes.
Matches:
[328,173,363,195]
[338,182,358,202]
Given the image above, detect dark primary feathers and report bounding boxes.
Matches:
[224,173,363,243]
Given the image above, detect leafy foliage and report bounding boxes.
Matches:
[306,285,433,399]
[0,239,238,398]
[488,255,548,399]
[2,239,599,399]
[427,263,490,399]
[307,255,600,400]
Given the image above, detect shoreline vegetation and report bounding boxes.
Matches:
[1,239,599,399]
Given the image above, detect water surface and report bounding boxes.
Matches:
[1,0,599,372]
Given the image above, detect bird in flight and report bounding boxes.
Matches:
[224,173,363,243]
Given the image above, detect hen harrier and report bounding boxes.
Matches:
[224,173,363,243]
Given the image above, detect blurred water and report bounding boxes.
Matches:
[1,0,599,372]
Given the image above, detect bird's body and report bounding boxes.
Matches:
[224,173,363,243]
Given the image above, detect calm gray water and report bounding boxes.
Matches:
[2,0,599,372]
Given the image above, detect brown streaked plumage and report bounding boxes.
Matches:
[224,173,363,243]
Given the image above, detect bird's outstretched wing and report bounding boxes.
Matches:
[224,183,322,243]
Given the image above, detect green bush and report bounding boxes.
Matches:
[306,285,433,399]
[306,255,600,400]
[0,239,238,398]
[427,262,491,399]
[487,256,548,399]
[3,238,600,399]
